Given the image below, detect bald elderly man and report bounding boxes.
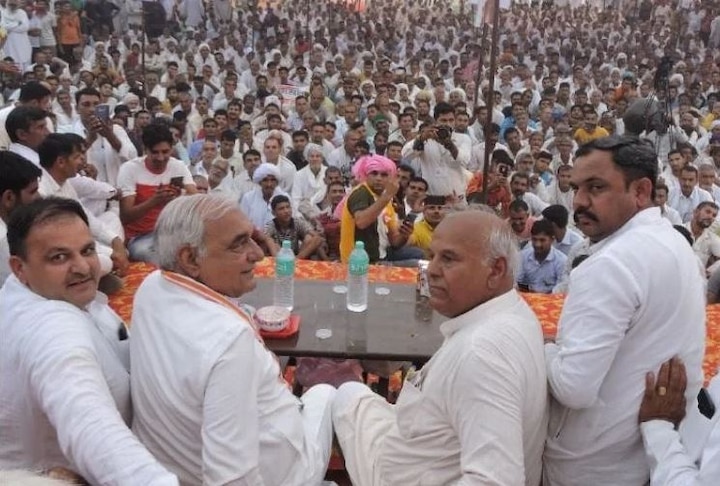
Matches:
[331,210,549,485]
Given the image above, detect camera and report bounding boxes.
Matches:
[436,126,452,142]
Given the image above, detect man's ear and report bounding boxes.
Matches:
[487,255,508,291]
[9,255,27,284]
[176,245,202,278]
[0,188,17,213]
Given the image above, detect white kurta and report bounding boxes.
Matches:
[0,276,178,485]
[544,208,707,486]
[641,373,720,486]
[333,289,548,486]
[0,8,32,70]
[59,120,138,186]
[401,134,471,200]
[130,270,335,486]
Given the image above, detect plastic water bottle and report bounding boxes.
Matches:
[274,240,295,310]
[346,241,369,312]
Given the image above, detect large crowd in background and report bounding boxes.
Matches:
[1,0,720,484]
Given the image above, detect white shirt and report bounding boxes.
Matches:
[544,208,706,486]
[641,373,720,486]
[59,120,138,186]
[130,270,323,485]
[0,276,178,485]
[291,165,326,215]
[554,227,584,256]
[240,186,289,229]
[521,192,549,217]
[401,135,471,199]
[38,169,119,246]
[669,186,714,223]
[661,204,683,226]
[376,290,547,485]
[8,142,39,166]
[685,222,720,267]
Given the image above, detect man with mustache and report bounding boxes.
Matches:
[685,201,720,273]
[543,136,706,485]
[0,197,177,484]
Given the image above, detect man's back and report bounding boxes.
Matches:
[544,208,706,485]
[130,270,320,485]
[376,290,547,485]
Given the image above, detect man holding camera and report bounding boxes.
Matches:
[401,102,471,203]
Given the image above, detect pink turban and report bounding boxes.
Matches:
[351,154,397,182]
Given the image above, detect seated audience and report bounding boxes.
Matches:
[117,123,197,262]
[264,194,326,259]
[516,219,567,293]
[129,195,336,485]
[0,197,177,484]
[0,151,41,285]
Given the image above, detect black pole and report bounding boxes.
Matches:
[480,0,501,204]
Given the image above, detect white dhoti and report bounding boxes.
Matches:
[298,384,338,485]
[332,382,395,486]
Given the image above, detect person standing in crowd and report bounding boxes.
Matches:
[516,219,567,293]
[332,210,547,485]
[544,136,706,485]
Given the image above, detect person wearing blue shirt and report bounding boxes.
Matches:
[542,204,585,256]
[517,219,567,293]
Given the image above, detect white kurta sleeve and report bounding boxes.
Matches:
[545,253,640,409]
[201,334,267,486]
[113,124,138,161]
[28,308,177,486]
[641,420,720,486]
[448,344,527,485]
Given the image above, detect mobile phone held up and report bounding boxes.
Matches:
[403,213,418,226]
[94,104,110,123]
[170,176,184,189]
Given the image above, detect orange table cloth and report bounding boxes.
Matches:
[110,260,720,381]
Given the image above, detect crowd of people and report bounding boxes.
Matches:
[1,0,720,484]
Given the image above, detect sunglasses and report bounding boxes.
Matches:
[368,171,390,177]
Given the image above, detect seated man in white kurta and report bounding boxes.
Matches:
[332,210,548,485]
[0,197,177,485]
[129,194,336,485]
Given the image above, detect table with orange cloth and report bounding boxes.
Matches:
[109,260,720,381]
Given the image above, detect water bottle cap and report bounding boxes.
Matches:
[282,240,292,249]
[355,241,365,249]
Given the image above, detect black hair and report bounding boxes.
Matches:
[220,129,237,142]
[0,150,41,198]
[74,87,101,105]
[530,219,555,237]
[7,197,88,259]
[19,81,52,103]
[38,133,80,170]
[270,194,291,210]
[142,122,174,149]
[509,199,529,213]
[409,176,428,191]
[575,136,657,199]
[541,204,570,228]
[433,102,454,120]
[397,164,416,177]
[6,106,48,143]
[243,149,261,161]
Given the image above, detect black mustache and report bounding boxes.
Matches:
[574,209,598,223]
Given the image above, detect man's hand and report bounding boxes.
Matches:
[150,185,179,207]
[638,357,687,428]
[419,125,437,142]
[82,163,98,179]
[399,218,414,238]
[110,238,130,276]
[46,466,86,484]
[382,172,400,200]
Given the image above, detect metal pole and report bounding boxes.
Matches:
[480,0,501,204]
[141,3,146,107]
[471,23,489,125]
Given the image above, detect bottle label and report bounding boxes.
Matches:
[276,260,295,277]
[349,261,368,276]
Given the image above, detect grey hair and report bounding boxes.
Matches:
[154,195,238,271]
[452,208,519,279]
